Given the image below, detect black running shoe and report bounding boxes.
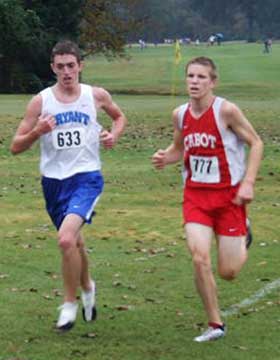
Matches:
[246,219,253,249]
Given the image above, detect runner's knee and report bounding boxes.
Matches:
[192,252,211,272]
[58,231,76,252]
[218,266,237,281]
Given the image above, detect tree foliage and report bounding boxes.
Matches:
[0,0,85,93]
[0,0,46,92]
[25,0,85,40]
[138,0,280,42]
[80,0,142,57]
[1,0,280,93]
[0,0,144,92]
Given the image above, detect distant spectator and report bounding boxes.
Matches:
[164,39,174,44]
[195,38,200,46]
[215,33,224,46]
[263,38,272,53]
[183,37,191,45]
[208,35,216,46]
[268,39,272,51]
[139,39,146,50]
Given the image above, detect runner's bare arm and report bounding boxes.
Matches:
[221,101,263,203]
[93,87,127,149]
[10,95,56,154]
[152,108,184,169]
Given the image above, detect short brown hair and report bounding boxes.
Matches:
[185,56,218,80]
[51,40,82,63]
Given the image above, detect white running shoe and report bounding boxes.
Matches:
[194,325,226,342]
[81,280,97,322]
[56,302,78,331]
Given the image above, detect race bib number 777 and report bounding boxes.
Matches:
[190,155,220,183]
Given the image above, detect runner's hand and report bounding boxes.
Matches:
[152,149,167,170]
[100,130,115,149]
[35,114,56,136]
[232,180,254,205]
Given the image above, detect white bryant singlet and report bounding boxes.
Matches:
[39,84,102,180]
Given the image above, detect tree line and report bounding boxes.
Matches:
[133,0,280,43]
[1,0,279,93]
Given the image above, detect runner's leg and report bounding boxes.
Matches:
[186,223,222,324]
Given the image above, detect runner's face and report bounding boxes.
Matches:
[186,64,216,99]
[51,54,83,88]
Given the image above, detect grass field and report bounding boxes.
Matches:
[0,43,280,360]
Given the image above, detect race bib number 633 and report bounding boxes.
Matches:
[52,128,86,150]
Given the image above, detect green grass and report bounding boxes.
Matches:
[83,43,280,99]
[0,43,280,360]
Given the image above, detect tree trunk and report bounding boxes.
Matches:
[247,14,255,42]
[0,56,13,93]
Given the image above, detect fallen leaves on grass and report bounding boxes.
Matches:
[52,289,63,297]
[70,349,88,357]
[29,287,38,293]
[176,310,184,316]
[115,305,132,311]
[44,271,59,280]
[81,332,97,339]
[21,244,32,249]
[232,345,248,351]
[143,268,156,273]
[166,253,176,258]
[132,246,177,262]
[145,297,156,303]
[24,337,38,343]
[256,261,267,266]
[0,273,9,279]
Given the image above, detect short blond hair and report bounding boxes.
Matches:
[185,56,218,80]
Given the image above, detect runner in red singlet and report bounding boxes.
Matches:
[152,57,263,342]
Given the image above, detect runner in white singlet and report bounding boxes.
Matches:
[10,40,127,331]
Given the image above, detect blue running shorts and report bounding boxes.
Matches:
[41,171,104,230]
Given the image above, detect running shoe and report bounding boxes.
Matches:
[81,280,97,322]
[56,302,78,331]
[194,324,226,342]
[246,219,253,249]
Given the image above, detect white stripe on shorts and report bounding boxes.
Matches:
[85,194,101,221]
